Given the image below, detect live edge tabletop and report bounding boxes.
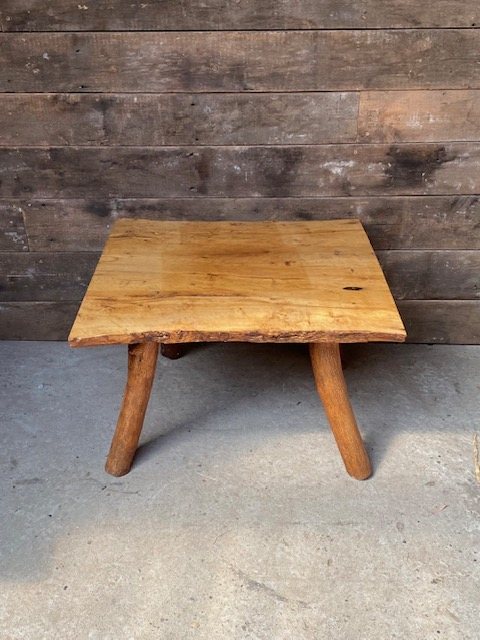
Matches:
[69,219,406,481]
[69,219,406,347]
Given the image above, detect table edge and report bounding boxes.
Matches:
[69,328,407,348]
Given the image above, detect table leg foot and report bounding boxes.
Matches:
[161,343,185,360]
[309,342,372,480]
[105,342,159,477]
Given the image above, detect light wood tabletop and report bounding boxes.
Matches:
[68,219,406,347]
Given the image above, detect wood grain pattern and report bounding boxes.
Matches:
[3,144,480,198]
[2,31,480,92]
[105,342,159,477]
[358,91,480,143]
[310,342,372,480]
[1,1,478,30]
[68,219,406,346]
[2,250,477,302]
[4,91,480,147]
[1,5,479,344]
[19,196,480,252]
[3,301,478,343]
[0,93,359,146]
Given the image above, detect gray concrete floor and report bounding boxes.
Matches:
[0,342,479,639]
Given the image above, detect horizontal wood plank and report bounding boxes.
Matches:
[358,90,480,143]
[0,93,359,146]
[0,252,98,301]
[2,31,480,92]
[1,301,477,343]
[2,144,480,198]
[5,91,480,146]
[17,196,480,252]
[0,302,80,340]
[398,301,480,344]
[377,251,480,300]
[1,250,477,302]
[1,1,478,30]
[4,90,480,146]
[0,201,29,251]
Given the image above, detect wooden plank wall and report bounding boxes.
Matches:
[0,2,479,343]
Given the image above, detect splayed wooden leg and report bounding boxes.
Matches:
[309,342,372,480]
[161,343,185,359]
[105,342,159,477]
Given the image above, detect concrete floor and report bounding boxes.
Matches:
[0,342,479,639]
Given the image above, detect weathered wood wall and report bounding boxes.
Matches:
[0,2,479,342]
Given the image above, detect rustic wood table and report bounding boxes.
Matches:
[69,219,406,480]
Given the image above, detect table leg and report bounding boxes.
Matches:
[105,342,159,476]
[161,343,185,359]
[309,342,372,480]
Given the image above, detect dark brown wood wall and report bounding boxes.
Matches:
[1,2,479,343]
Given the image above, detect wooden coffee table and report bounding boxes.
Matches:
[69,219,406,480]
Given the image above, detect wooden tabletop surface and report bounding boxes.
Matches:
[68,219,406,347]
